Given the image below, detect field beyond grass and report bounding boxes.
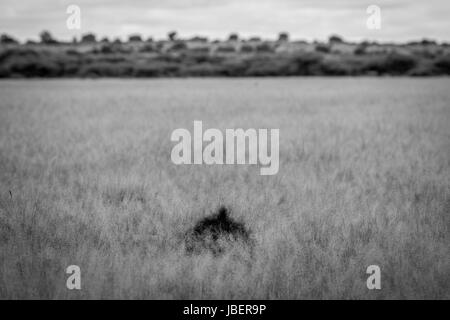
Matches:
[0,78,449,299]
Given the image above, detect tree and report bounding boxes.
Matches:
[128,34,142,42]
[190,36,208,43]
[0,33,19,44]
[81,33,96,43]
[329,35,344,44]
[168,31,177,41]
[278,32,289,42]
[249,37,261,42]
[169,41,187,51]
[39,30,57,44]
[228,33,239,42]
[354,43,367,55]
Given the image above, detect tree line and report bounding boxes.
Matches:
[0,31,449,77]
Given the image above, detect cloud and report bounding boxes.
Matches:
[0,0,449,42]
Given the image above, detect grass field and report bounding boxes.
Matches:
[0,78,449,299]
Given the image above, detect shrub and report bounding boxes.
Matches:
[184,206,253,256]
[99,44,113,54]
[228,33,239,42]
[321,56,356,75]
[169,41,187,51]
[240,44,254,53]
[139,44,156,53]
[363,53,417,75]
[315,44,330,53]
[81,33,96,43]
[128,34,142,42]
[133,61,180,77]
[0,34,19,44]
[291,52,324,75]
[329,35,344,44]
[78,61,133,77]
[256,43,274,53]
[189,46,210,54]
[434,55,450,74]
[383,53,417,74]
[182,51,211,64]
[179,63,225,77]
[248,37,261,42]
[216,45,236,53]
[278,32,289,42]
[189,36,208,43]
[354,44,367,55]
[39,30,58,44]
[6,58,61,77]
[168,31,177,41]
[245,55,294,76]
[221,59,249,76]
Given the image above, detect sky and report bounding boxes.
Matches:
[1,0,449,43]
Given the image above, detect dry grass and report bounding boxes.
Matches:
[0,78,449,299]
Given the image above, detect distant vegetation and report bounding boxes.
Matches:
[1,31,450,77]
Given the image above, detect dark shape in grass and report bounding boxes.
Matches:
[185,206,253,256]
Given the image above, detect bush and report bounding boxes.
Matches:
[363,53,417,75]
[0,48,38,64]
[39,31,58,44]
[228,33,239,42]
[244,55,294,76]
[184,206,253,256]
[321,56,356,75]
[169,41,187,51]
[182,51,211,64]
[133,61,180,77]
[81,33,96,43]
[354,44,367,55]
[216,45,236,53]
[256,43,274,53]
[278,32,289,42]
[240,44,253,53]
[0,49,63,77]
[77,61,133,77]
[315,44,330,53]
[128,35,142,42]
[6,58,61,77]
[189,46,210,54]
[329,35,344,44]
[0,34,19,44]
[139,44,156,53]
[383,53,417,74]
[291,52,324,75]
[220,59,248,76]
[434,55,450,74]
[99,44,113,54]
[179,63,225,77]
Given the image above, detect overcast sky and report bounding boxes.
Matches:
[1,0,449,42]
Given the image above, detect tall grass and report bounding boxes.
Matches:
[0,78,449,299]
